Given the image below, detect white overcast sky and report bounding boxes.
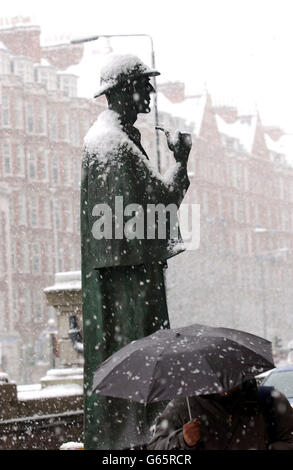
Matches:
[2,0,293,131]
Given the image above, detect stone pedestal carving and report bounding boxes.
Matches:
[43,271,83,388]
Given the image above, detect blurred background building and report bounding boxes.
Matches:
[0,21,293,384]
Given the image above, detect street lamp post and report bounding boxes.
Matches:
[71,33,161,171]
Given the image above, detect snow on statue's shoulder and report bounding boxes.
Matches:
[84,110,123,152]
[83,110,132,163]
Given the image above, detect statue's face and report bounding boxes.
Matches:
[131,76,155,114]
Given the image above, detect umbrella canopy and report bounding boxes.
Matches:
[92,323,275,404]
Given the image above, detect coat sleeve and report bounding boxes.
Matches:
[147,400,199,450]
[125,142,190,208]
[269,391,293,450]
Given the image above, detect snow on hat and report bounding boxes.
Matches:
[94,53,160,98]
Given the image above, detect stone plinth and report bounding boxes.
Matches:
[43,271,83,386]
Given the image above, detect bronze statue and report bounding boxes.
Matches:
[81,53,192,449]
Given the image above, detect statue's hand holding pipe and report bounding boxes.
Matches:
[156,126,192,164]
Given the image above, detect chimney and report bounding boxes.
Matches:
[41,43,84,71]
[157,81,185,103]
[0,25,41,63]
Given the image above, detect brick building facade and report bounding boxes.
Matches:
[0,23,292,383]
[0,25,105,383]
[161,90,293,358]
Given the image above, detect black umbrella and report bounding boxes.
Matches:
[92,323,274,419]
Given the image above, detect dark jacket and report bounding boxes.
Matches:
[147,382,293,450]
[81,110,190,273]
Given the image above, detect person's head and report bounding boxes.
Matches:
[105,75,155,116]
[94,53,159,121]
[220,378,257,398]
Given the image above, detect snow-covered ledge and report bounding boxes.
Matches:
[43,271,83,388]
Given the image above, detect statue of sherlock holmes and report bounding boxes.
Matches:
[81,53,192,449]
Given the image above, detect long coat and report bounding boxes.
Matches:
[81,109,190,273]
[80,109,190,449]
[147,384,293,450]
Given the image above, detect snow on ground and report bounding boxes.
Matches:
[17,382,83,401]
[60,441,84,450]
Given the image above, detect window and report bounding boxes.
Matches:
[2,142,12,175]
[235,231,245,255]
[30,195,38,227]
[26,103,34,133]
[12,289,19,321]
[245,200,250,224]
[246,231,252,256]
[0,52,10,75]
[37,103,47,135]
[15,193,27,225]
[57,245,64,272]
[27,150,37,180]
[64,199,72,232]
[19,239,30,273]
[41,197,51,229]
[68,249,76,271]
[31,243,41,273]
[48,71,57,90]
[73,163,80,187]
[234,199,245,223]
[243,167,249,191]
[40,152,48,181]
[54,203,61,230]
[23,288,32,321]
[33,291,43,322]
[60,113,69,141]
[226,137,235,150]
[63,157,71,185]
[51,155,59,184]
[71,118,80,146]
[15,95,24,129]
[232,162,242,189]
[14,59,34,83]
[15,145,25,176]
[49,110,58,140]
[282,209,290,231]
[58,75,77,97]
[11,241,16,271]
[44,243,53,274]
[39,69,49,88]
[2,95,10,127]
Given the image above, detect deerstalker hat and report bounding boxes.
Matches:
[94,53,160,98]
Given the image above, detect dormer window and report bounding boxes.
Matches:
[57,73,77,97]
[13,57,34,82]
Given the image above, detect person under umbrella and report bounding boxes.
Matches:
[93,323,293,449]
[147,377,293,450]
